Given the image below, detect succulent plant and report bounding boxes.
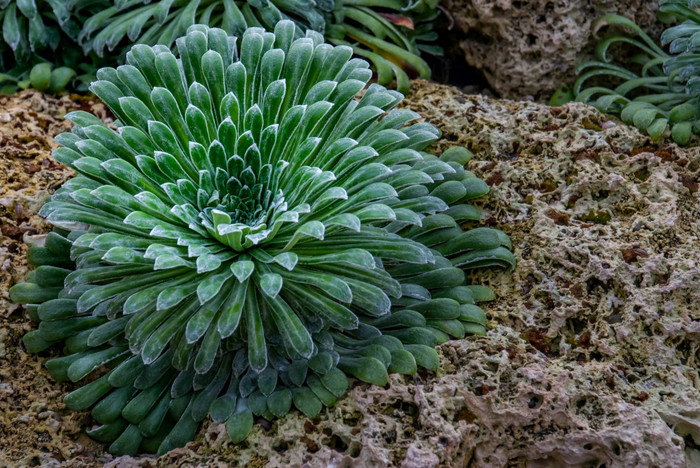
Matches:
[77,0,439,93]
[10,21,514,456]
[574,0,700,145]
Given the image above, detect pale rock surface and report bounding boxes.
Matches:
[442,0,662,99]
[1,83,699,467]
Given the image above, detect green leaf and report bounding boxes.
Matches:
[245,285,267,372]
[49,67,77,93]
[267,389,292,417]
[22,330,51,353]
[288,360,308,387]
[10,283,61,304]
[320,368,348,397]
[87,419,129,444]
[157,403,199,456]
[92,385,135,424]
[308,352,333,374]
[64,374,113,410]
[264,294,313,358]
[231,260,255,282]
[226,402,254,443]
[292,387,322,418]
[404,344,440,371]
[210,394,237,423]
[138,392,171,437]
[672,121,693,145]
[217,281,247,338]
[259,273,283,298]
[272,252,298,270]
[3,4,21,50]
[338,356,388,386]
[197,270,233,304]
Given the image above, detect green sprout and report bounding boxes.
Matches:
[574,0,700,145]
[10,22,514,456]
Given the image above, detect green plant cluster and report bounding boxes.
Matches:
[1,0,440,94]
[10,22,514,455]
[574,0,700,145]
[0,0,100,93]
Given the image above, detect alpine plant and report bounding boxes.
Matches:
[10,21,515,456]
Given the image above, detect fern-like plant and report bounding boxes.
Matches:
[10,21,514,456]
[574,0,700,144]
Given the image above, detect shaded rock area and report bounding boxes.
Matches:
[441,0,662,99]
[1,82,699,467]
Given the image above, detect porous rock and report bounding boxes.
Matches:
[442,0,663,99]
[1,82,699,467]
[0,90,112,466]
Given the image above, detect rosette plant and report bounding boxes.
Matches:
[575,0,700,144]
[10,21,514,456]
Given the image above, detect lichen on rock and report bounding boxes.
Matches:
[1,82,699,467]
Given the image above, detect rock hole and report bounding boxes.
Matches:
[324,433,349,452]
[273,440,290,453]
[574,397,587,411]
[593,189,610,201]
[348,442,362,457]
[342,411,362,427]
[586,277,608,294]
[527,394,544,409]
[612,441,622,456]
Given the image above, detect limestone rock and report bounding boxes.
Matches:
[442,0,662,99]
[0,90,112,466]
[1,83,699,467]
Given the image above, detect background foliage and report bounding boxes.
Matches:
[574,0,699,144]
[0,0,440,93]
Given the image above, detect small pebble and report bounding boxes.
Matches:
[601,121,617,129]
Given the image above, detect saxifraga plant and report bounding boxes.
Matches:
[574,0,700,145]
[10,21,514,456]
[77,0,439,93]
